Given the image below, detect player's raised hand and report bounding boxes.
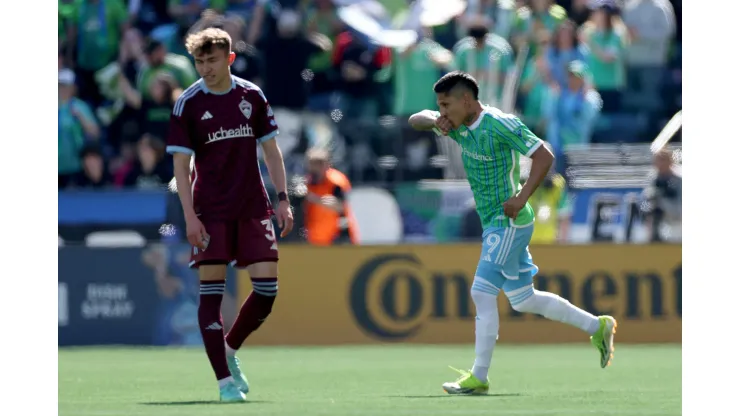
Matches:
[276,200,294,238]
[185,215,210,251]
[434,116,454,135]
[503,194,527,220]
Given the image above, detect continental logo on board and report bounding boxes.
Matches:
[239,245,681,345]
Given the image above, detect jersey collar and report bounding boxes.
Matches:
[200,76,236,95]
[466,108,487,130]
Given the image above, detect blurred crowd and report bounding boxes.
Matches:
[58,0,681,191]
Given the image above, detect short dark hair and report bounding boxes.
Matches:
[433,71,479,100]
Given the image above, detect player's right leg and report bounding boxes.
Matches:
[442,229,507,395]
[501,226,617,368]
[190,221,246,403]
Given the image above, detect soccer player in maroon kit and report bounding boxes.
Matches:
[166,28,294,403]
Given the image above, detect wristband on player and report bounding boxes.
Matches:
[277,192,289,203]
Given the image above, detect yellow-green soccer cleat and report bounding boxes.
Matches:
[442,367,490,395]
[219,382,247,403]
[590,315,618,368]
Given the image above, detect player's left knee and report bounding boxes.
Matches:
[505,285,538,313]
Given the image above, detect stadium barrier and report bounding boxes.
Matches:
[59,185,665,245]
[58,244,239,346]
[57,243,680,346]
[239,244,681,345]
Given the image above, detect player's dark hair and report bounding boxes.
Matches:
[185,27,232,56]
[433,71,479,100]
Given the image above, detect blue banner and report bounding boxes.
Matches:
[569,188,642,224]
[393,184,644,243]
[58,244,237,346]
[58,190,169,225]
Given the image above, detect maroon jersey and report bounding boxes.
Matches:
[166,76,279,221]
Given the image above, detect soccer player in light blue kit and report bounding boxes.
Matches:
[409,71,617,395]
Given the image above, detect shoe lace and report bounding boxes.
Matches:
[449,366,471,384]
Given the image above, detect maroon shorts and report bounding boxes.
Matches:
[189,217,279,269]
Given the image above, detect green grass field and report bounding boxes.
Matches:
[59,345,681,416]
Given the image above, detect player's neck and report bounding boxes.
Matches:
[463,103,484,127]
[208,73,233,94]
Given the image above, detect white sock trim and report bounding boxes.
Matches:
[218,376,234,388]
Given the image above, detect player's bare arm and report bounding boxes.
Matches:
[408,110,453,135]
[260,139,294,237]
[172,152,209,249]
[503,145,554,219]
[408,110,438,130]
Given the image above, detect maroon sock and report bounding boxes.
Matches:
[198,280,231,381]
[225,277,277,350]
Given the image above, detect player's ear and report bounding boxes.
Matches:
[228,52,236,65]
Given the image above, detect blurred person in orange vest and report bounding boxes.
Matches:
[304,148,359,245]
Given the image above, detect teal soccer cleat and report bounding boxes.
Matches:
[219,381,247,403]
[227,356,250,394]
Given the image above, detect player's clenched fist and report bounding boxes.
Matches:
[185,215,210,250]
[502,194,527,220]
[435,115,454,135]
[276,200,294,238]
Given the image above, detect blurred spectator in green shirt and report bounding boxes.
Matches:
[67,0,130,105]
[580,4,628,112]
[136,38,198,101]
[462,0,517,40]
[306,0,344,111]
[59,69,101,188]
[168,0,227,27]
[512,0,566,57]
[59,0,77,52]
[453,16,513,107]
[393,31,454,117]
[519,32,553,136]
